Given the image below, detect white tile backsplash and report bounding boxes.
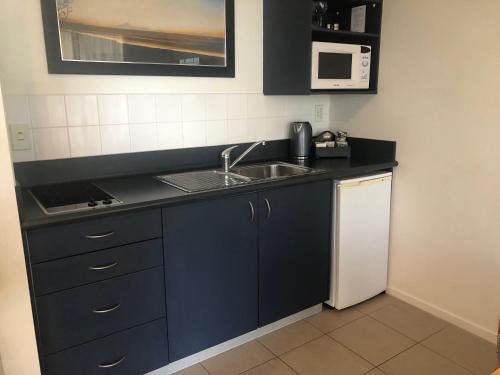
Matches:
[33,127,70,160]
[130,123,158,152]
[156,95,182,123]
[100,125,131,155]
[65,95,99,126]
[182,121,206,148]
[30,96,67,128]
[4,93,331,161]
[68,126,101,157]
[206,120,227,146]
[227,119,247,143]
[4,95,30,125]
[205,94,227,121]
[246,94,267,118]
[181,94,206,122]
[226,94,247,119]
[127,95,156,124]
[98,95,128,125]
[158,122,183,150]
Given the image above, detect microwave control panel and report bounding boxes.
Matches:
[360,47,371,82]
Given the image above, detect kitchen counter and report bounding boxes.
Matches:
[19,157,397,229]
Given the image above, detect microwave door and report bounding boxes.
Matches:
[313,52,355,89]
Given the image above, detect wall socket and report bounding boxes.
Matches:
[10,124,32,151]
[315,104,325,122]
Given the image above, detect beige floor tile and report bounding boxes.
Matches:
[173,364,210,375]
[380,345,473,375]
[258,320,323,355]
[369,303,447,341]
[306,307,364,333]
[329,316,415,365]
[365,369,387,375]
[201,341,274,375]
[354,293,403,314]
[422,325,498,375]
[241,358,296,375]
[280,335,373,375]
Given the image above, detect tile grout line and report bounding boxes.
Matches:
[419,340,482,375]
[365,304,449,344]
[327,334,381,369]
[235,355,277,375]
[278,357,301,375]
[371,341,420,369]
[264,332,327,358]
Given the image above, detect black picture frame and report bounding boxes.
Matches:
[40,0,235,77]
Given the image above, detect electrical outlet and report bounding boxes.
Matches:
[315,104,325,122]
[10,124,32,151]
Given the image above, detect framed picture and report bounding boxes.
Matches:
[40,0,235,77]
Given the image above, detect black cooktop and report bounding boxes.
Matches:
[29,182,122,215]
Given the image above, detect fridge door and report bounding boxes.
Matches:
[334,173,392,309]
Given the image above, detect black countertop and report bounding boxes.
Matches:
[19,157,397,230]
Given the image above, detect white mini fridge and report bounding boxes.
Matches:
[326,172,393,309]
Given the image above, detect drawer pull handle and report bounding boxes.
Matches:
[98,355,126,369]
[93,303,121,314]
[85,231,115,240]
[88,262,118,271]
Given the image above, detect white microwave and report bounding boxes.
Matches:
[311,42,371,90]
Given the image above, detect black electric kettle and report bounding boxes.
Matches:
[289,122,313,160]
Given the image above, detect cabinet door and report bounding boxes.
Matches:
[264,0,312,95]
[259,180,331,326]
[163,194,258,361]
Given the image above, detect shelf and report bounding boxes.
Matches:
[312,25,380,39]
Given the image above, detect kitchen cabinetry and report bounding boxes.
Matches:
[258,181,332,325]
[264,0,383,95]
[163,194,259,362]
[25,179,333,373]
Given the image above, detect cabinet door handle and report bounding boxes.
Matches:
[265,198,271,219]
[249,201,255,223]
[88,262,118,271]
[93,303,121,314]
[85,231,115,240]
[98,355,126,369]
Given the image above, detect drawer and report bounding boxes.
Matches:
[27,209,162,263]
[37,267,165,354]
[32,239,163,296]
[44,319,168,375]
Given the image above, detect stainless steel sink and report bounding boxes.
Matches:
[232,162,315,180]
[156,162,321,193]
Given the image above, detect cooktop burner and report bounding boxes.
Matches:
[29,182,122,215]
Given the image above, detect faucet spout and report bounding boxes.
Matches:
[221,141,266,173]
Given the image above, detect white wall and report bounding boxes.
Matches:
[331,0,500,342]
[0,86,41,375]
[0,0,331,163]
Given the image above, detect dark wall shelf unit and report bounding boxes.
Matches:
[264,0,383,95]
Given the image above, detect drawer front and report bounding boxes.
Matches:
[44,319,168,375]
[37,267,165,354]
[33,239,163,296]
[28,209,162,263]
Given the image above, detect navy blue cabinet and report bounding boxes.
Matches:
[163,194,259,361]
[258,181,332,326]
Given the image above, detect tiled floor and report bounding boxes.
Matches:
[174,294,498,375]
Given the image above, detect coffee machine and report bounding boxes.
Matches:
[289,122,313,160]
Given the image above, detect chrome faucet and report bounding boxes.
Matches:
[221,141,266,173]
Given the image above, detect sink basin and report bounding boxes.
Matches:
[232,162,315,180]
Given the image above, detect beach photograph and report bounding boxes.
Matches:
[56,0,227,66]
